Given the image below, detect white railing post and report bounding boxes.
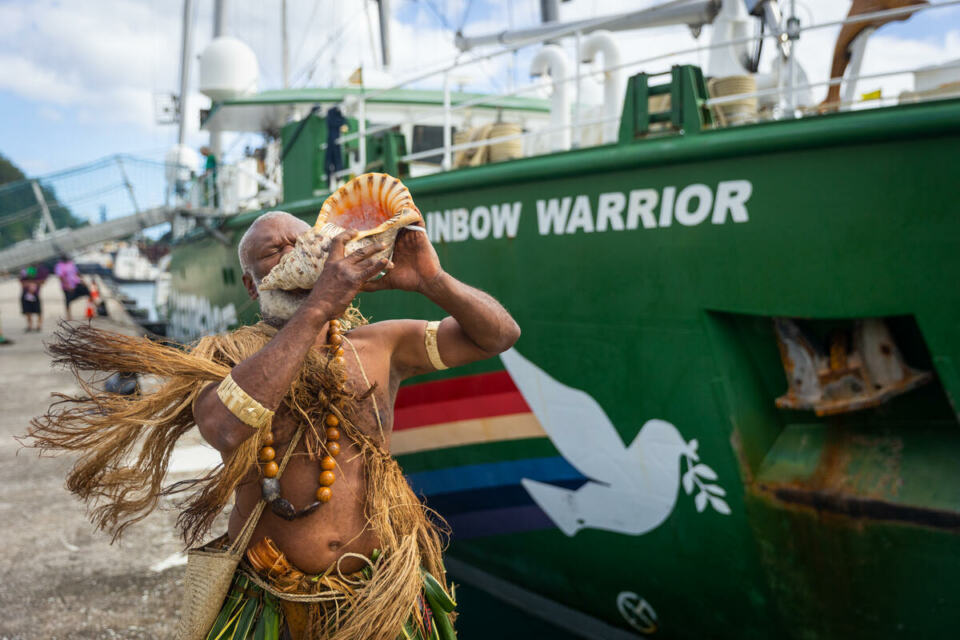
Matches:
[842,27,875,109]
[358,93,367,174]
[574,30,582,149]
[30,181,56,237]
[785,1,800,117]
[442,72,452,170]
[116,156,142,215]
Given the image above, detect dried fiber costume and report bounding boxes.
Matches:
[27,320,454,640]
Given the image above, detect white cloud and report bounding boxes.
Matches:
[0,53,85,104]
[38,106,63,122]
[0,0,183,129]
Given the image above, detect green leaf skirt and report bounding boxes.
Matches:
[205,569,452,640]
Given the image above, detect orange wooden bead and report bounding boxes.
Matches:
[316,486,333,502]
[329,319,340,330]
[326,427,340,441]
[259,446,276,462]
[262,432,274,446]
[328,333,343,346]
[319,470,336,486]
[325,414,340,428]
[334,355,346,367]
[263,461,279,478]
[320,455,336,470]
[327,441,341,457]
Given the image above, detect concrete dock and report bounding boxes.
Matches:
[0,277,217,639]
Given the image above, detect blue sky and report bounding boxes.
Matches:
[0,0,531,176]
[0,0,958,226]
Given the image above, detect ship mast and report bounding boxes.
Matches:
[210,0,226,159]
[377,0,391,68]
[456,0,719,51]
[176,0,194,146]
[281,0,290,87]
[540,0,560,45]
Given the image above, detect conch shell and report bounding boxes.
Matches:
[259,173,422,291]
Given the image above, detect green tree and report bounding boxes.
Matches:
[0,153,85,249]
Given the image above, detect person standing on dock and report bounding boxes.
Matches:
[54,255,89,322]
[200,145,219,209]
[26,210,520,639]
[18,265,43,332]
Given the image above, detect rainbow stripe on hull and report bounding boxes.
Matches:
[394,371,584,540]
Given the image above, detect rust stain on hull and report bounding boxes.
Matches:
[750,430,959,531]
[757,484,960,531]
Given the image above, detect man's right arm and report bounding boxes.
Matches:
[193,233,393,454]
[193,305,329,453]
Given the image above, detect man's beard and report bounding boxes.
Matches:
[254,276,309,325]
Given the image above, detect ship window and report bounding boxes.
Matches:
[410,125,450,165]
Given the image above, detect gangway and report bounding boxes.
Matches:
[0,206,178,272]
[0,154,227,273]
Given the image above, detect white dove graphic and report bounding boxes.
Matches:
[500,348,729,537]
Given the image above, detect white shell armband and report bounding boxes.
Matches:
[216,373,274,430]
[424,320,448,370]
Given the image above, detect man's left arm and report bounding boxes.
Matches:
[361,227,520,377]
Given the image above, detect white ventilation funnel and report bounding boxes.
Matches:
[581,31,623,144]
[531,45,571,152]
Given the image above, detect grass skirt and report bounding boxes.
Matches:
[205,537,448,640]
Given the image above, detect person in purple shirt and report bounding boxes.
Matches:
[54,255,89,321]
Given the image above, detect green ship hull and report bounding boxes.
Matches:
[169,76,960,638]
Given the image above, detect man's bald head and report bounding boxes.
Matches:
[237,211,310,278]
[237,211,312,324]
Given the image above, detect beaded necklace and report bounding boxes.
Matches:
[258,319,345,521]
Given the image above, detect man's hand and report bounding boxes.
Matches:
[196,231,390,455]
[305,231,394,319]
[361,226,441,293]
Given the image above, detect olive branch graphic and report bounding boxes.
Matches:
[681,439,731,515]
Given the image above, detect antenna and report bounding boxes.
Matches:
[377,0,391,67]
[211,0,226,160]
[282,0,290,88]
[154,92,178,125]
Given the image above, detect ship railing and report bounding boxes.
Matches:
[705,60,960,109]
[179,157,282,216]
[322,0,959,186]
[398,114,622,164]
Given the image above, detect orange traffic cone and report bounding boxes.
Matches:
[86,282,100,319]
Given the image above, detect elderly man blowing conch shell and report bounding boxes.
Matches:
[27,173,521,640]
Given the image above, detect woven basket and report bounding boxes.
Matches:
[708,75,758,126]
[487,123,523,163]
[174,502,266,640]
[174,422,305,640]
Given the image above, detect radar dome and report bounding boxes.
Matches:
[199,36,259,101]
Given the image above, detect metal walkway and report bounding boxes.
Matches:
[0,206,176,272]
[0,154,204,273]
